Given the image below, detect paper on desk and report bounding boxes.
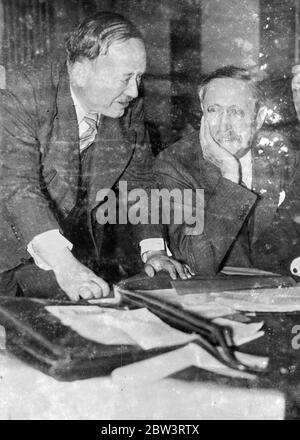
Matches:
[182,294,235,318]
[214,286,300,312]
[112,342,269,384]
[220,266,280,276]
[46,306,196,350]
[213,318,264,346]
[165,283,300,313]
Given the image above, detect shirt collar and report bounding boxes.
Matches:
[70,86,87,124]
[239,150,252,189]
[239,150,252,170]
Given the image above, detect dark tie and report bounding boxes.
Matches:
[80,113,99,152]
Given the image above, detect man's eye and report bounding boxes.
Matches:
[121,77,130,85]
[229,108,244,117]
[207,106,217,113]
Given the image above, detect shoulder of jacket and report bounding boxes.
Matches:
[159,130,199,164]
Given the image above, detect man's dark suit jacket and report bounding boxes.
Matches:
[153,129,300,275]
[0,62,159,273]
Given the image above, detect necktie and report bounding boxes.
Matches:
[80,113,99,152]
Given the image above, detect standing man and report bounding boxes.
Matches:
[0,11,188,301]
[153,66,299,275]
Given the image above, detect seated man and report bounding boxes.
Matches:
[0,12,189,301]
[153,65,300,276]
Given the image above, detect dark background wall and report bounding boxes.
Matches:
[0,0,298,150]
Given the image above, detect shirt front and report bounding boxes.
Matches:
[70,87,100,152]
[239,150,252,190]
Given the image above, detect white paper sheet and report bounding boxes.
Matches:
[112,342,269,384]
[46,306,196,350]
[214,286,300,312]
[213,318,265,346]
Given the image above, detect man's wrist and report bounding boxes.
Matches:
[28,230,73,271]
[50,248,76,272]
[142,249,167,263]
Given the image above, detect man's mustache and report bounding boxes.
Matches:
[215,131,242,143]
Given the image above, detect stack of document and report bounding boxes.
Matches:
[46,306,197,349]
[46,305,268,381]
[214,286,300,312]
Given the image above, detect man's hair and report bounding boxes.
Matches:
[199,65,261,107]
[66,11,143,64]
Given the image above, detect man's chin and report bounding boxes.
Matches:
[102,105,126,118]
[218,140,248,157]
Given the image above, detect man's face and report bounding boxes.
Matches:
[74,38,146,117]
[201,78,258,158]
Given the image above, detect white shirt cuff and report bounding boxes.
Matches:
[139,238,172,263]
[27,229,73,271]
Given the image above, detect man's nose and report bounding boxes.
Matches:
[219,110,232,131]
[126,77,139,99]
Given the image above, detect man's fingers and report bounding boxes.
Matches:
[85,280,103,299]
[184,264,195,276]
[90,276,110,297]
[184,266,192,279]
[67,291,80,302]
[144,264,155,278]
[171,260,187,280]
[163,262,177,280]
[146,260,177,280]
[78,285,94,300]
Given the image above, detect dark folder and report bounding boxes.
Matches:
[119,271,296,292]
[0,270,287,381]
[0,297,176,381]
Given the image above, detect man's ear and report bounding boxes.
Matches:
[255,105,268,130]
[198,87,204,112]
[70,60,90,87]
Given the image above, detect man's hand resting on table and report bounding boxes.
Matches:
[143,250,195,280]
[30,238,109,300]
[52,250,110,301]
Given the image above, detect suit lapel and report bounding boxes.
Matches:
[251,146,280,241]
[45,63,80,215]
[197,143,222,191]
[85,115,135,211]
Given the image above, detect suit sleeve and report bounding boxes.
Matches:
[153,159,257,275]
[120,98,164,244]
[0,75,60,254]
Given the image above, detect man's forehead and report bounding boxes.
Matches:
[106,38,146,73]
[203,78,256,108]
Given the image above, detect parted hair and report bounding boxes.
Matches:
[199,65,261,106]
[66,11,143,64]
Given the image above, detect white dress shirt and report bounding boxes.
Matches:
[239,151,252,190]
